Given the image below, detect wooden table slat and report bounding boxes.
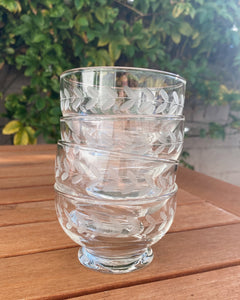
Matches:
[0,200,56,227]
[0,163,54,178]
[0,144,56,152]
[0,223,240,299]
[172,201,240,232]
[0,221,76,258]
[75,265,240,300]
[0,185,55,205]
[177,167,240,216]
[0,174,54,189]
[0,151,56,166]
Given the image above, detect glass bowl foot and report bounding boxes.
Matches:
[78,247,153,274]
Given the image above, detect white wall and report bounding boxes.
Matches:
[184,104,240,187]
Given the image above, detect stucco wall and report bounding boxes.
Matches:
[184,105,240,187]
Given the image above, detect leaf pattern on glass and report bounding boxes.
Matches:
[156,102,168,114]
[120,99,136,111]
[160,89,169,101]
[64,88,70,99]
[145,214,156,235]
[143,88,154,102]
[172,91,179,105]
[60,84,185,115]
[138,102,155,114]
[85,98,98,110]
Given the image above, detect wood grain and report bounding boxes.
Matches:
[0,185,55,204]
[0,151,56,166]
[0,221,75,258]
[0,162,54,178]
[76,265,240,300]
[171,201,240,232]
[0,200,56,227]
[0,174,54,189]
[0,144,56,152]
[177,188,204,205]
[177,167,240,216]
[0,223,240,299]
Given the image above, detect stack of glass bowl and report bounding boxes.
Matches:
[55,67,186,274]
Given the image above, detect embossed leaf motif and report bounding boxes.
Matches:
[145,214,156,235]
[160,89,169,101]
[85,98,98,110]
[102,98,115,110]
[124,86,139,101]
[143,88,154,102]
[156,102,168,114]
[120,99,135,111]
[172,91,179,105]
[61,83,185,115]
[168,104,178,114]
[72,174,82,184]
[138,102,155,114]
[73,87,84,98]
[72,98,81,111]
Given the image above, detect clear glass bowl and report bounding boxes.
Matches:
[55,141,178,201]
[55,183,178,274]
[60,67,186,116]
[60,115,184,160]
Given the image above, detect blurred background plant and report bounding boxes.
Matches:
[0,0,240,144]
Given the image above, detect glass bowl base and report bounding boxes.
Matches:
[78,247,153,274]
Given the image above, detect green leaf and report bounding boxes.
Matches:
[33,13,44,29]
[125,45,135,58]
[171,32,181,44]
[95,7,106,24]
[74,0,84,11]
[75,15,89,28]
[192,31,200,40]
[208,122,226,140]
[36,98,46,110]
[5,47,15,54]
[109,42,121,62]
[0,0,21,13]
[2,120,21,134]
[97,49,111,65]
[195,0,204,4]
[191,37,201,48]
[49,116,59,125]
[20,14,31,24]
[32,33,46,43]
[118,36,130,46]
[172,5,184,18]
[25,126,37,144]
[179,22,193,37]
[50,106,61,115]
[98,36,109,47]
[13,128,29,145]
[49,5,65,18]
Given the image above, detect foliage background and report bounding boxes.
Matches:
[0,0,240,144]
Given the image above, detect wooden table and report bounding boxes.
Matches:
[0,144,240,299]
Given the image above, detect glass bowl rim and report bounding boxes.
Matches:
[54,182,178,205]
[60,66,186,87]
[58,140,179,165]
[60,114,185,122]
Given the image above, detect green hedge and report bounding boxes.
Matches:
[1,0,240,144]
